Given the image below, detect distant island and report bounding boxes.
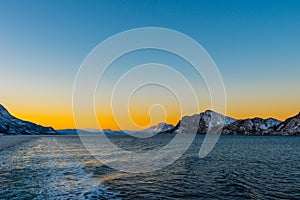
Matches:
[0,104,299,136]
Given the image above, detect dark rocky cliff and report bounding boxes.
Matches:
[0,104,56,135]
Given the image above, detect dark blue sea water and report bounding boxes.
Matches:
[0,135,299,199]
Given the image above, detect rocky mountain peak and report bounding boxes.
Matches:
[0,104,11,118]
[272,112,300,135]
[174,110,236,134]
[144,122,175,133]
[0,104,5,110]
[221,117,281,135]
[0,104,56,135]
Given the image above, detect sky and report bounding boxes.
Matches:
[0,0,299,130]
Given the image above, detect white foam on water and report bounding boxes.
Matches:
[0,137,121,200]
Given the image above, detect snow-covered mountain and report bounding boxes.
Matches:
[272,112,300,135]
[57,112,300,136]
[221,117,281,135]
[0,104,56,135]
[143,122,175,133]
[174,110,236,134]
[162,110,300,135]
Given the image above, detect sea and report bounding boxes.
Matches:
[0,135,299,199]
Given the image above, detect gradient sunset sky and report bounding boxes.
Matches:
[1,0,299,130]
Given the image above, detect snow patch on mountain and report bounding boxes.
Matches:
[0,104,56,135]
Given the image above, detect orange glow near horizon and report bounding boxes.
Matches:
[1,81,299,130]
[2,98,299,131]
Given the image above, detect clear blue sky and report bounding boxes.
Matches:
[0,0,299,128]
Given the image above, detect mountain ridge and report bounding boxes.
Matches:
[0,104,56,135]
[166,110,300,136]
[1,104,299,136]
